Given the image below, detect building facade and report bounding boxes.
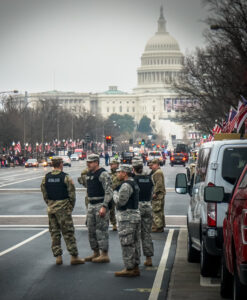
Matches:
[16,6,196,145]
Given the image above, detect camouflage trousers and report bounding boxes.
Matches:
[152,194,165,229]
[87,203,109,252]
[109,202,117,226]
[48,209,78,257]
[118,220,141,270]
[139,202,154,257]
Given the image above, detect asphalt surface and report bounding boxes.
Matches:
[0,160,219,300]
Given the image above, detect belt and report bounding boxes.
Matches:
[89,199,104,205]
[139,199,151,202]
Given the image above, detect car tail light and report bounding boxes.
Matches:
[182,157,186,161]
[207,203,217,227]
[171,157,174,161]
[208,182,215,187]
[241,209,247,244]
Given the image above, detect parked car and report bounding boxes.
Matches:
[147,151,164,166]
[175,139,247,277]
[70,153,79,161]
[25,159,39,168]
[170,153,186,167]
[207,165,247,299]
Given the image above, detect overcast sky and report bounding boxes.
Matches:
[0,0,209,94]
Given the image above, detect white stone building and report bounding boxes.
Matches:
[16,6,195,144]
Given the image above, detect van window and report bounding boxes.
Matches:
[239,171,247,189]
[222,147,247,185]
[195,148,211,184]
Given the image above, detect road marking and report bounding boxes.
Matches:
[0,225,87,228]
[0,215,87,217]
[0,187,87,192]
[0,229,48,257]
[0,176,44,188]
[149,229,174,300]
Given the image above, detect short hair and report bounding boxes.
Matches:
[133,166,143,174]
[52,160,62,168]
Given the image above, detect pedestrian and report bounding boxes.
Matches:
[150,159,166,232]
[40,157,85,265]
[109,159,122,231]
[132,158,154,266]
[78,168,89,209]
[84,154,113,263]
[113,165,141,277]
[105,151,109,166]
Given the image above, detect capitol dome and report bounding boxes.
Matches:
[134,6,184,93]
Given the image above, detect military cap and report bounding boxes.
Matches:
[110,159,120,165]
[51,156,63,163]
[132,158,143,167]
[151,158,160,165]
[87,154,100,162]
[116,164,133,173]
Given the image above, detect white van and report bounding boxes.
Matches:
[176,139,247,276]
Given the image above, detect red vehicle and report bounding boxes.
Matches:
[74,149,87,160]
[210,165,247,299]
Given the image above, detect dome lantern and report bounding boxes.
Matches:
[157,6,167,34]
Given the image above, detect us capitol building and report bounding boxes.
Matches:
[18,7,198,143]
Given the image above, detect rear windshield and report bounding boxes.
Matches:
[222,147,247,185]
[149,152,161,156]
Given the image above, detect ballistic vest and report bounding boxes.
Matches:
[117,180,139,211]
[86,168,105,198]
[45,172,69,200]
[134,174,153,202]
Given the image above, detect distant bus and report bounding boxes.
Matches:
[174,144,189,162]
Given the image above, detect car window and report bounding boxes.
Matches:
[222,148,247,185]
[238,169,247,189]
[195,148,211,184]
[149,152,161,156]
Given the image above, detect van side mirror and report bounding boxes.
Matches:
[204,186,224,203]
[175,173,188,194]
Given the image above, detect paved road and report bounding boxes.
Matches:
[0,161,221,300]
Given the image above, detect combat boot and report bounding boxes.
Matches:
[115,268,139,277]
[56,255,63,265]
[112,224,117,231]
[133,265,140,276]
[92,251,110,263]
[144,257,152,266]
[152,227,164,233]
[71,256,85,265]
[84,250,100,262]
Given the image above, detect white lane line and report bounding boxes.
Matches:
[0,176,44,188]
[200,275,220,287]
[0,229,48,257]
[0,187,86,192]
[0,225,87,228]
[149,229,174,300]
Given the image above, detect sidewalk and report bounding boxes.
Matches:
[167,230,221,300]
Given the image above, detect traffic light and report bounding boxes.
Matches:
[85,134,90,143]
[203,135,207,139]
[129,138,133,145]
[141,139,145,145]
[105,136,112,145]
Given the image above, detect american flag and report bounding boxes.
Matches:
[236,96,247,132]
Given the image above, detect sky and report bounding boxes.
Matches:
[0,0,209,94]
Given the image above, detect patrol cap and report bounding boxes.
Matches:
[51,156,63,163]
[87,154,100,162]
[116,164,133,173]
[110,159,120,165]
[132,158,143,167]
[151,158,160,165]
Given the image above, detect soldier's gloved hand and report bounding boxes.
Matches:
[152,194,157,199]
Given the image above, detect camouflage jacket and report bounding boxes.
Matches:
[111,169,122,190]
[151,168,166,196]
[113,177,140,222]
[41,170,76,214]
[78,168,88,187]
[87,169,113,208]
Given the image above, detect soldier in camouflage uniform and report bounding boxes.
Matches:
[41,157,85,265]
[84,154,113,263]
[132,158,154,266]
[113,165,141,277]
[109,159,122,231]
[150,159,166,232]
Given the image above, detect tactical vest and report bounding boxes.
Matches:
[45,172,69,200]
[134,174,153,202]
[117,180,139,211]
[86,168,105,198]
